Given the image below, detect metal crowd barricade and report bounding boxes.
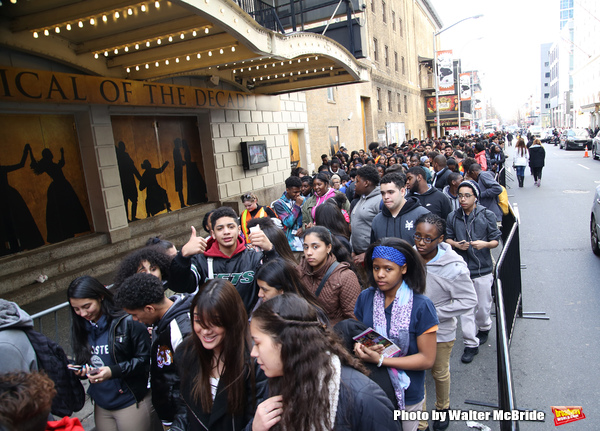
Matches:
[31,300,73,357]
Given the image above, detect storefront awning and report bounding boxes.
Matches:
[0,0,368,95]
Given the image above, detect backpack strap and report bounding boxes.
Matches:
[315,261,340,298]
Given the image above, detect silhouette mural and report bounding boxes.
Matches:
[30,147,91,243]
[173,138,186,208]
[112,116,208,219]
[139,160,171,216]
[0,144,45,256]
[182,139,208,205]
[0,114,93,255]
[116,141,142,222]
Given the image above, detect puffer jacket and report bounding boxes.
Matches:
[297,255,361,326]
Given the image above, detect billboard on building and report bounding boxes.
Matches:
[459,73,472,101]
[426,95,459,114]
[473,91,484,110]
[436,50,455,95]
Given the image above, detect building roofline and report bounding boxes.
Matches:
[419,0,443,30]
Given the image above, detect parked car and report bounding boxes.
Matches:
[592,131,600,159]
[540,129,553,143]
[559,129,593,150]
[591,184,600,256]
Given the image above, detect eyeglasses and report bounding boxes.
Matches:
[413,234,442,244]
[458,194,474,200]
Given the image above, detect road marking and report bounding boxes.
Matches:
[577,164,590,170]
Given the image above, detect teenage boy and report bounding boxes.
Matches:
[442,172,463,212]
[445,181,501,364]
[300,175,313,198]
[273,176,304,252]
[406,166,452,220]
[115,273,193,426]
[371,172,429,245]
[169,206,275,313]
[350,165,382,266]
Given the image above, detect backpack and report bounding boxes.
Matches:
[498,186,509,215]
[23,328,86,417]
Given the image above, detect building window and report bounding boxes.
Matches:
[544,93,550,99]
[388,90,393,111]
[397,93,401,111]
[544,82,549,87]
[394,52,398,72]
[404,95,408,113]
[401,56,405,75]
[392,11,396,31]
[399,17,403,37]
[327,87,335,102]
[371,0,375,13]
[382,1,386,22]
[545,72,550,78]
[377,87,382,111]
[385,46,389,67]
[544,62,549,67]
[373,38,379,62]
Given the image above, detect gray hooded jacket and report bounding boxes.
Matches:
[0,299,38,372]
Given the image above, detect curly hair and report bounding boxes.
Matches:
[415,212,446,238]
[114,273,165,310]
[356,165,380,186]
[251,294,366,431]
[113,247,171,289]
[364,237,427,294]
[0,371,56,431]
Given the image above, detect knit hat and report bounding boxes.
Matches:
[458,180,480,200]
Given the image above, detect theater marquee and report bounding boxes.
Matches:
[0,67,273,110]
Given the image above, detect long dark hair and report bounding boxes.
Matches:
[179,279,249,414]
[314,203,350,240]
[67,276,123,364]
[302,226,352,264]
[364,237,427,294]
[251,294,366,431]
[246,217,296,264]
[255,259,321,310]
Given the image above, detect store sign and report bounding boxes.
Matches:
[0,66,270,110]
[436,50,454,96]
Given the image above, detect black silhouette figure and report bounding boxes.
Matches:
[173,138,186,208]
[115,141,142,222]
[0,143,45,256]
[182,140,208,205]
[30,147,90,243]
[139,159,171,217]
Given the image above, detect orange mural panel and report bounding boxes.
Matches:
[0,114,93,255]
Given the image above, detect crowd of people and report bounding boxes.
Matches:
[0,132,543,431]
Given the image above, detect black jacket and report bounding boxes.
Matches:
[528,144,546,168]
[151,294,193,422]
[171,342,267,431]
[408,186,452,220]
[108,314,152,403]
[433,167,451,190]
[169,236,277,314]
[243,365,401,431]
[370,197,430,245]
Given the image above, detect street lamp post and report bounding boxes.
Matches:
[433,14,483,138]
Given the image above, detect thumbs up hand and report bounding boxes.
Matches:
[181,226,208,257]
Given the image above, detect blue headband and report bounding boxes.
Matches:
[372,246,407,267]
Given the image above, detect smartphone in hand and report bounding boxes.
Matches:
[67,364,82,371]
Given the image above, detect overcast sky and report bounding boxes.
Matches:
[428,0,560,122]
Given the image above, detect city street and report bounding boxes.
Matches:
[424,143,600,430]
